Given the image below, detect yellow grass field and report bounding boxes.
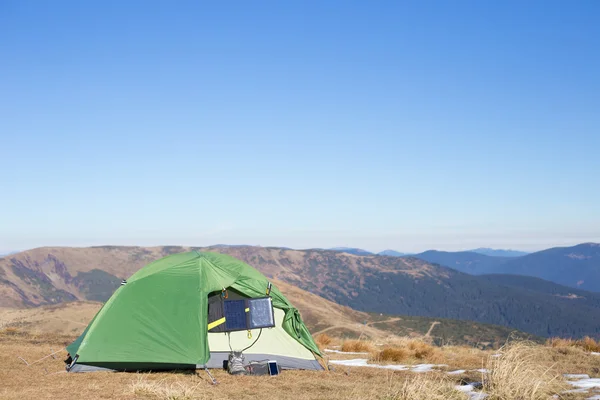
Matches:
[2,303,600,399]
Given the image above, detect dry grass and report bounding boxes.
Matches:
[128,375,205,399]
[380,373,468,400]
[371,347,409,362]
[407,340,435,359]
[547,336,600,353]
[3,327,599,400]
[484,341,568,400]
[314,333,333,348]
[341,339,375,353]
[369,338,442,365]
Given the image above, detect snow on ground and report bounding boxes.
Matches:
[455,384,488,399]
[568,378,600,390]
[448,369,467,375]
[328,358,447,372]
[411,364,447,372]
[329,358,408,371]
[324,349,369,355]
[562,373,600,399]
[564,374,591,379]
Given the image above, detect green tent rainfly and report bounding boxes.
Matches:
[66,251,323,372]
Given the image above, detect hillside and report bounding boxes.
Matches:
[412,250,511,274]
[2,246,600,339]
[497,243,600,292]
[0,280,528,348]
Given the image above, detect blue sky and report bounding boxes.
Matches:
[1,1,599,253]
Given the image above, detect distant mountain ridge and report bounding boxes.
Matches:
[497,243,600,292]
[412,243,600,292]
[378,250,408,257]
[470,248,529,257]
[329,247,374,256]
[413,250,509,275]
[330,248,409,257]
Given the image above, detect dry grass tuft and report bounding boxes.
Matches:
[367,338,447,365]
[408,340,435,359]
[484,341,568,400]
[128,375,205,400]
[382,373,468,400]
[546,336,600,353]
[371,347,408,363]
[342,339,375,353]
[314,333,333,347]
[578,336,600,352]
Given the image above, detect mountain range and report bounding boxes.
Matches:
[329,247,528,258]
[412,243,600,292]
[2,245,600,340]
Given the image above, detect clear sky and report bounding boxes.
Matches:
[1,1,599,253]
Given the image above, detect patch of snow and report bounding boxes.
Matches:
[564,374,591,379]
[469,393,488,400]
[411,364,447,373]
[475,368,490,373]
[324,349,369,355]
[329,358,408,371]
[448,369,467,375]
[455,384,488,400]
[591,352,600,356]
[563,388,591,393]
[491,353,502,358]
[328,358,446,373]
[456,385,474,393]
[568,378,600,389]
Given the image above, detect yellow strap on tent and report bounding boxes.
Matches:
[208,317,226,330]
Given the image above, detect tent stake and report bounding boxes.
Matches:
[203,367,218,385]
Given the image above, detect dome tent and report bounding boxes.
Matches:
[66,251,323,372]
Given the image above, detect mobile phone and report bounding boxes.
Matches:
[268,360,279,376]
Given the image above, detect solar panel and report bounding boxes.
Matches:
[223,300,247,331]
[248,297,275,329]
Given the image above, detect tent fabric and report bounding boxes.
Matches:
[66,251,322,371]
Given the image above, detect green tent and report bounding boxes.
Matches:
[66,251,323,372]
